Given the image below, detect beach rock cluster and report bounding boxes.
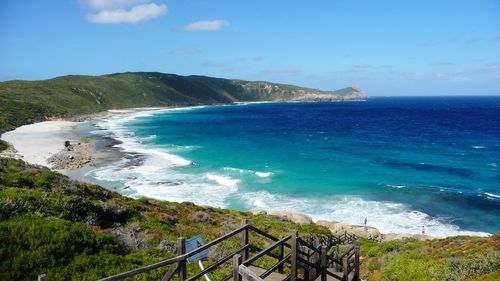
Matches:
[252,209,314,224]
[253,210,433,242]
[47,138,93,169]
[317,220,382,241]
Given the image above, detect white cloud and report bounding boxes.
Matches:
[182,20,230,32]
[85,0,147,10]
[87,3,167,24]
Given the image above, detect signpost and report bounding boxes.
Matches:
[185,235,211,281]
[185,235,209,263]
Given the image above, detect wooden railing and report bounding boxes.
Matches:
[97,220,360,281]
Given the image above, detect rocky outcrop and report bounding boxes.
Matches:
[188,211,214,224]
[317,220,383,241]
[252,209,314,224]
[317,220,434,242]
[47,138,93,169]
[110,223,152,251]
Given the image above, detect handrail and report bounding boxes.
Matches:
[185,225,247,259]
[186,245,249,281]
[260,254,291,279]
[248,225,309,257]
[243,235,292,266]
[338,246,355,259]
[99,256,181,281]
[297,237,321,254]
[328,256,343,267]
[247,225,280,241]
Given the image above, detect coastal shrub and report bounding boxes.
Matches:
[0,187,133,227]
[441,253,500,281]
[380,252,446,281]
[36,170,58,188]
[4,169,35,188]
[0,140,8,152]
[0,215,120,280]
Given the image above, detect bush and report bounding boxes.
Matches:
[0,140,8,152]
[442,253,500,281]
[0,215,120,280]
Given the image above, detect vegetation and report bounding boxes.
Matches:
[360,237,499,281]
[0,72,365,133]
[0,157,498,280]
[0,140,8,152]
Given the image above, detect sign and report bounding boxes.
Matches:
[186,235,208,263]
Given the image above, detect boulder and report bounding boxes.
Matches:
[188,211,213,224]
[266,211,314,225]
[317,220,382,241]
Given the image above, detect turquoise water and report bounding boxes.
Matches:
[87,97,500,236]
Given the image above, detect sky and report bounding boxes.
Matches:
[1,0,499,96]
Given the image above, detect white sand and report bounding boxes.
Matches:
[1,121,81,167]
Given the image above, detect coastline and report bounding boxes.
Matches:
[0,103,493,240]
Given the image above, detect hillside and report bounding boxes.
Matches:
[0,157,498,281]
[0,72,365,133]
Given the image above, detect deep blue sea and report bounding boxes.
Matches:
[87,97,500,237]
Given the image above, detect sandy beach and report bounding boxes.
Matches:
[0,121,82,167]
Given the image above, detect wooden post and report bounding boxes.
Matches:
[342,255,348,281]
[335,245,340,271]
[304,247,309,281]
[320,246,327,281]
[38,274,47,281]
[177,237,186,281]
[278,243,284,274]
[242,219,249,261]
[233,254,242,281]
[291,230,298,281]
[354,241,360,281]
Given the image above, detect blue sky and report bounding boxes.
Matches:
[1,0,499,96]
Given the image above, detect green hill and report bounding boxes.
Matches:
[0,72,365,133]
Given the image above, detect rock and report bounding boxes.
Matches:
[251,209,267,215]
[317,220,382,241]
[47,137,93,170]
[110,223,151,251]
[157,240,176,252]
[266,211,314,225]
[381,233,433,241]
[188,211,213,224]
[162,214,179,224]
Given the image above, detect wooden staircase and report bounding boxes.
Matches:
[98,220,360,281]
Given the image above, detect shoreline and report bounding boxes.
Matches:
[0,104,493,240]
[1,121,83,167]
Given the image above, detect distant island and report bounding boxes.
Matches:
[0,72,365,133]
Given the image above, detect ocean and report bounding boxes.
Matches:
[84,96,500,237]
